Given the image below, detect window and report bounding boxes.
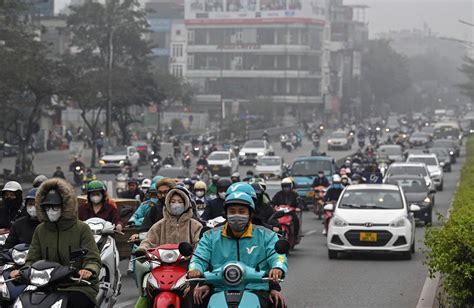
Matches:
[172,44,183,57]
[176,29,181,36]
[187,30,195,44]
[171,65,183,78]
[187,54,194,70]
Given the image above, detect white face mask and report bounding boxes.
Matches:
[218,192,227,199]
[169,202,185,216]
[195,191,205,197]
[90,194,103,205]
[27,206,37,218]
[46,208,61,222]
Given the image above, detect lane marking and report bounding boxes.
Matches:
[304,229,318,236]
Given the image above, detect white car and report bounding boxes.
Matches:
[384,162,435,192]
[326,184,419,260]
[406,154,444,191]
[327,130,351,151]
[238,140,274,165]
[255,156,284,179]
[99,146,140,173]
[207,151,238,176]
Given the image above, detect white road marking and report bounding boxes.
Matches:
[304,229,318,236]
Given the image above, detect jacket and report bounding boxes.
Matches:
[0,197,23,229]
[140,202,164,232]
[324,184,345,202]
[78,199,123,227]
[272,191,299,208]
[200,197,225,221]
[253,200,277,229]
[2,214,40,249]
[26,178,101,304]
[312,176,330,188]
[129,198,159,227]
[139,189,202,250]
[189,223,288,291]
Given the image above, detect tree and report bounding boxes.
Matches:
[458,56,474,102]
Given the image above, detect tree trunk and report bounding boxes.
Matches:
[90,130,97,168]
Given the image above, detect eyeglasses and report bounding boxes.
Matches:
[157,190,169,196]
[42,204,61,211]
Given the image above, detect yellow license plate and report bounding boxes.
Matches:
[306,191,314,198]
[212,166,219,170]
[359,232,377,242]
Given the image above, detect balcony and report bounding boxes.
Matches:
[187,69,321,79]
[187,44,322,54]
[194,94,323,105]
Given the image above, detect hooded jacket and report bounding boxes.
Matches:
[139,189,202,250]
[0,192,23,229]
[2,214,40,249]
[26,178,101,304]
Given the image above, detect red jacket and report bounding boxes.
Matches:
[78,199,123,226]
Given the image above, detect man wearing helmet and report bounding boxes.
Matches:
[119,178,144,202]
[127,182,159,228]
[140,178,152,195]
[0,181,23,229]
[272,178,301,240]
[200,178,232,221]
[189,192,288,308]
[230,172,241,183]
[324,175,345,203]
[193,181,210,218]
[78,180,124,233]
[207,174,220,197]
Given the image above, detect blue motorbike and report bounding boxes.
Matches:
[179,240,289,307]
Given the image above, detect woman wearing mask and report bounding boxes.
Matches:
[0,181,23,230]
[193,181,210,218]
[78,180,123,233]
[2,188,40,249]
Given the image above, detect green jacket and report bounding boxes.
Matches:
[26,178,101,304]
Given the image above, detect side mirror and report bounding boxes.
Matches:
[70,248,88,261]
[274,240,290,255]
[178,242,194,257]
[409,204,421,212]
[324,203,334,211]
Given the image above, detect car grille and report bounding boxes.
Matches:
[245,153,257,158]
[344,230,393,247]
[104,160,122,164]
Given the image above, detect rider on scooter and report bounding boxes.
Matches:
[200,179,232,221]
[189,192,288,308]
[312,171,330,188]
[271,178,301,239]
[119,178,145,201]
[324,175,345,204]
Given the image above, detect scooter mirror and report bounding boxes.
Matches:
[178,242,194,257]
[274,240,290,255]
[70,249,88,261]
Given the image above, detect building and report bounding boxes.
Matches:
[184,0,331,121]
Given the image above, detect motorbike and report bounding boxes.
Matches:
[173,145,181,159]
[150,157,162,176]
[85,218,121,308]
[285,139,293,153]
[0,229,9,246]
[73,166,84,186]
[312,186,326,220]
[180,239,289,308]
[202,143,211,156]
[369,134,378,146]
[319,124,325,135]
[358,139,365,148]
[280,134,288,149]
[14,249,92,307]
[323,201,337,236]
[192,145,200,157]
[182,153,191,169]
[311,133,320,148]
[115,172,128,196]
[272,204,301,249]
[0,243,29,307]
[134,244,189,307]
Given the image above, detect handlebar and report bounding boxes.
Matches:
[70,277,92,285]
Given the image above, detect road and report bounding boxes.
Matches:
[1,134,462,307]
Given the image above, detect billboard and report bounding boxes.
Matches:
[185,0,327,24]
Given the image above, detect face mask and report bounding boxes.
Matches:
[90,194,103,205]
[150,198,159,204]
[283,187,291,192]
[46,208,61,222]
[227,214,249,233]
[195,191,205,197]
[27,206,37,218]
[218,192,227,199]
[170,202,185,216]
[318,174,324,178]
[142,189,148,195]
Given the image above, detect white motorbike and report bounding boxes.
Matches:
[85,218,121,308]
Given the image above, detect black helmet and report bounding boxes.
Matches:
[40,189,62,206]
[217,178,232,191]
[128,178,139,184]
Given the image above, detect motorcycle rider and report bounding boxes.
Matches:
[140,178,152,195]
[351,174,365,185]
[324,175,345,203]
[193,181,210,216]
[69,156,85,172]
[250,182,279,231]
[230,172,241,183]
[32,174,48,188]
[2,188,40,249]
[52,166,66,179]
[341,175,351,187]
[119,178,144,201]
[196,155,208,168]
[11,178,101,308]
[200,178,232,221]
[163,153,175,166]
[190,192,288,308]
[0,181,23,229]
[127,183,159,228]
[207,174,220,196]
[271,178,301,240]
[312,171,330,188]
[262,130,269,141]
[83,168,96,183]
[78,180,124,233]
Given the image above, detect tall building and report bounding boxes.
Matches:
[184,0,331,121]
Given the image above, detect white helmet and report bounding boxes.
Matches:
[332,174,341,183]
[281,177,294,189]
[33,175,48,188]
[141,179,152,189]
[2,181,22,192]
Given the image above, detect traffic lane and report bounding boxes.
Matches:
[283,150,465,308]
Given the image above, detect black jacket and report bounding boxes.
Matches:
[140,203,165,232]
[52,171,66,179]
[0,200,23,229]
[201,197,225,221]
[312,177,330,188]
[272,191,300,208]
[253,201,277,229]
[2,215,40,249]
[119,190,145,202]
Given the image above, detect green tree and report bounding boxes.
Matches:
[458,56,474,102]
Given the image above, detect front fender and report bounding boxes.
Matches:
[209,291,261,308]
[153,291,181,308]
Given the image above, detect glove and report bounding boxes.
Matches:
[126,221,135,227]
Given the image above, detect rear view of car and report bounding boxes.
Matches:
[256,156,283,179]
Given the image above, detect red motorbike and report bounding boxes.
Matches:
[272,204,301,249]
[323,201,337,236]
[139,244,189,307]
[312,186,326,220]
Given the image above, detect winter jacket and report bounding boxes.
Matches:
[324,184,345,202]
[200,197,225,221]
[0,196,23,229]
[128,199,159,227]
[139,189,202,250]
[140,202,165,232]
[26,178,101,304]
[189,223,288,292]
[312,176,330,188]
[253,199,277,230]
[272,191,300,208]
[78,199,123,227]
[2,214,40,249]
[119,189,144,202]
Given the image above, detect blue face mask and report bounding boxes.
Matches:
[150,198,159,204]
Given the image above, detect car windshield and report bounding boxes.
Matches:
[432,140,454,148]
[331,132,347,138]
[378,146,401,155]
[388,166,427,177]
[208,153,229,160]
[339,189,403,209]
[291,160,332,176]
[408,157,437,166]
[244,140,265,148]
[387,179,428,193]
[258,157,280,166]
[159,168,187,178]
[430,148,449,159]
[105,147,127,155]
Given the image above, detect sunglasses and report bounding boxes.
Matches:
[42,204,61,211]
[157,190,170,196]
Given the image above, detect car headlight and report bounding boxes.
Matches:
[389,217,406,228]
[30,268,54,287]
[147,273,160,290]
[239,151,245,156]
[158,249,179,263]
[327,139,332,144]
[449,151,454,155]
[119,160,124,165]
[171,274,188,290]
[99,160,105,166]
[12,249,28,266]
[423,197,431,205]
[257,152,264,156]
[440,162,445,166]
[431,170,442,177]
[332,216,348,227]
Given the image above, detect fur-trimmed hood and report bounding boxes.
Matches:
[35,178,78,223]
[163,188,192,221]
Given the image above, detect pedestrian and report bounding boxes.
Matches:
[96,136,104,158]
[52,166,66,179]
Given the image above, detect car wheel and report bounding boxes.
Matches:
[425,208,433,226]
[401,250,412,260]
[437,182,443,191]
[411,241,415,253]
[328,249,338,259]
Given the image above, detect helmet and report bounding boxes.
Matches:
[183,178,193,187]
[194,181,207,192]
[148,183,157,193]
[25,188,37,200]
[2,181,22,192]
[250,183,263,197]
[352,174,362,181]
[33,175,48,188]
[212,174,220,181]
[249,177,267,191]
[341,175,350,183]
[87,180,106,192]
[217,178,232,190]
[224,192,255,212]
[190,175,200,184]
[281,177,293,190]
[141,179,152,189]
[128,178,139,185]
[151,176,163,185]
[332,174,341,183]
[231,172,240,179]
[40,189,63,206]
[226,182,257,200]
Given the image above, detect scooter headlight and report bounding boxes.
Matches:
[223,263,244,286]
[30,268,54,287]
[88,222,104,235]
[158,249,179,264]
[0,275,10,298]
[12,249,28,266]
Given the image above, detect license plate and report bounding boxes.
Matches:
[359,232,377,242]
[212,166,219,171]
[306,191,314,198]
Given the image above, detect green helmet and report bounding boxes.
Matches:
[87,180,106,192]
[148,183,157,194]
[151,176,163,186]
